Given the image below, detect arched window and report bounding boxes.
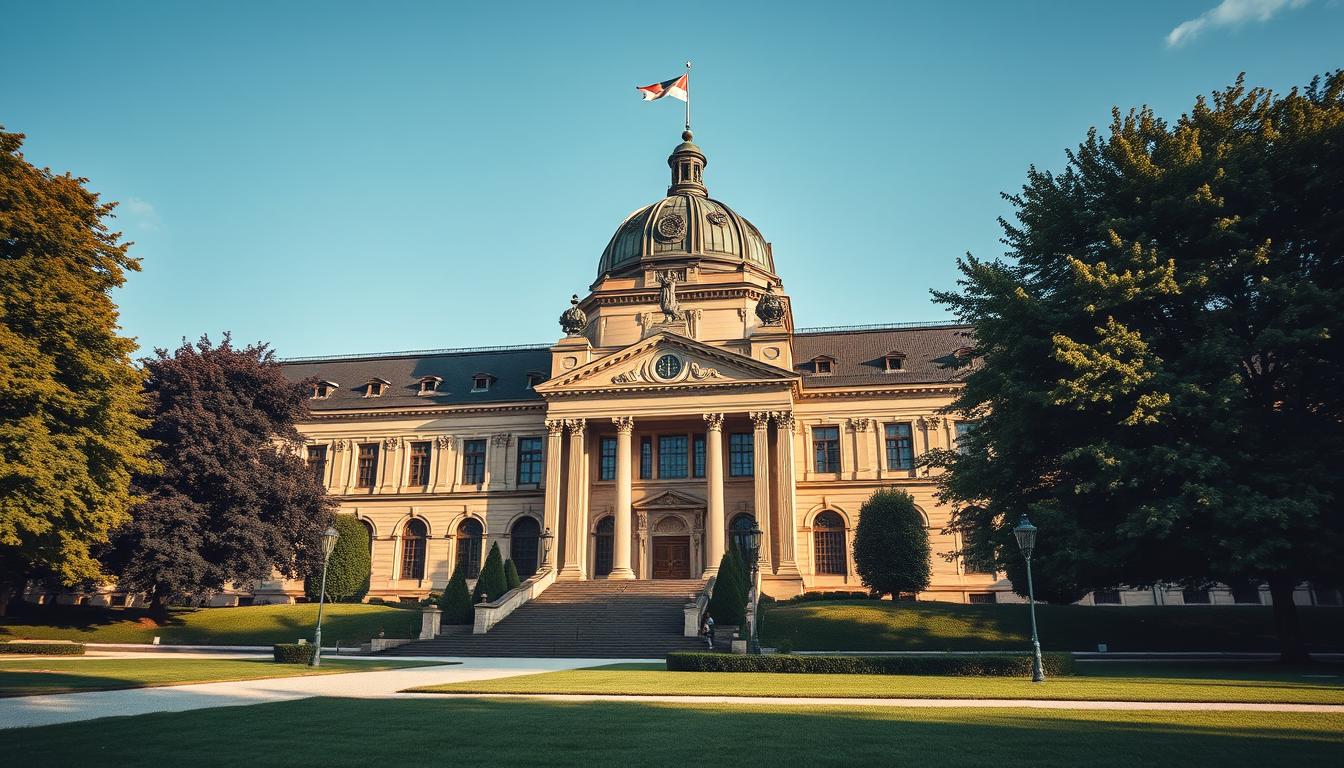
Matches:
[510,517,541,579]
[813,511,846,575]
[593,516,614,577]
[456,518,484,579]
[400,519,427,580]
[729,514,757,558]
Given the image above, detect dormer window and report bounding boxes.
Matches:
[811,356,835,375]
[884,351,906,372]
[311,380,339,400]
[526,371,545,389]
[417,376,443,395]
[471,373,495,393]
[365,377,390,398]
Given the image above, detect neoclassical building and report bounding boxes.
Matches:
[260,132,1003,603]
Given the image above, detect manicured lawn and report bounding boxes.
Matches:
[10,697,1343,767]
[761,600,1344,652]
[0,603,420,646]
[0,657,443,697]
[408,661,1344,704]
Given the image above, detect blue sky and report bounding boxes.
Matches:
[4,1,1340,358]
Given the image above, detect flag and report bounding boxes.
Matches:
[636,74,688,102]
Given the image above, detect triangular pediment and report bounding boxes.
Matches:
[633,489,705,510]
[534,332,797,396]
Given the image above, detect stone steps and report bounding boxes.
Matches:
[382,579,710,658]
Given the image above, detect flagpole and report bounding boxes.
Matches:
[684,60,692,132]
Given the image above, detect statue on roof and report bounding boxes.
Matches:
[658,270,685,323]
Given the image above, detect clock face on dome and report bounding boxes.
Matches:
[654,354,683,380]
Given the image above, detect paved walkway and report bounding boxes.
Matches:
[0,656,649,730]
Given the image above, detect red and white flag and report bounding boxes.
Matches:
[636,74,689,102]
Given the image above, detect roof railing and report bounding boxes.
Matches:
[282,342,549,363]
[794,320,967,334]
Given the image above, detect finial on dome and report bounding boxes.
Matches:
[682,130,693,141]
[559,294,588,336]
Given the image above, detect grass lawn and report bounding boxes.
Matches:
[0,657,443,697]
[408,661,1344,704]
[0,603,420,647]
[9,697,1343,767]
[761,600,1344,652]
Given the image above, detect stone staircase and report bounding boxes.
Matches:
[381,579,711,658]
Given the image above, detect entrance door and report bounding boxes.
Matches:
[652,536,690,579]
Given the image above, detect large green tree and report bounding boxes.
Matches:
[0,128,155,614]
[929,73,1344,661]
[853,489,931,598]
[104,335,333,615]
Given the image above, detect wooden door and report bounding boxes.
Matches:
[652,536,690,579]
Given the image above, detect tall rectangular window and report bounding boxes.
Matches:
[462,439,487,485]
[729,433,753,477]
[659,435,688,478]
[812,426,840,473]
[692,435,706,478]
[306,445,328,486]
[955,421,978,454]
[885,423,913,470]
[356,444,378,488]
[516,437,543,484]
[640,437,653,479]
[599,437,617,481]
[407,441,431,486]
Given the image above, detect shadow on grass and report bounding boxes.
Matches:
[9,697,1343,767]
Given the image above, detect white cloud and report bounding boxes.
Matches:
[1166,0,1309,47]
[121,197,162,232]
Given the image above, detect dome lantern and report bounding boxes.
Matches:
[667,130,708,198]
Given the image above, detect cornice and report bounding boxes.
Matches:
[331,488,546,502]
[796,384,964,400]
[304,402,545,422]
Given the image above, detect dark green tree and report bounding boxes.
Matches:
[104,335,334,616]
[303,515,370,602]
[0,128,155,614]
[853,489,931,598]
[504,558,521,591]
[439,563,473,624]
[471,542,508,604]
[929,72,1344,661]
[708,550,746,625]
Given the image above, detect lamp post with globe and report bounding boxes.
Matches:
[745,522,763,655]
[1013,515,1045,683]
[310,525,340,667]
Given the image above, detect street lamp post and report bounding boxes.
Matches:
[540,527,554,569]
[746,522,763,655]
[310,525,340,668]
[1013,515,1045,683]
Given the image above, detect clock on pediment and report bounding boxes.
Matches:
[654,353,683,380]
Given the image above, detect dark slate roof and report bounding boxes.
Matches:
[282,345,551,410]
[790,323,973,388]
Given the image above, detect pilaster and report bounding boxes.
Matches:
[559,418,588,580]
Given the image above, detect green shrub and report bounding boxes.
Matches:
[853,488,931,598]
[440,564,474,624]
[504,559,521,591]
[708,551,746,625]
[472,543,509,604]
[665,651,1075,676]
[272,643,315,663]
[2,641,86,655]
[304,514,372,603]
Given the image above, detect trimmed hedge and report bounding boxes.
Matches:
[272,643,315,663]
[666,651,1075,677]
[2,641,86,655]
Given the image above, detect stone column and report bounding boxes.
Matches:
[488,433,512,491]
[773,412,801,576]
[749,411,773,573]
[609,417,636,579]
[542,420,564,567]
[343,439,359,495]
[851,417,873,479]
[703,413,725,577]
[559,419,587,580]
[381,437,400,493]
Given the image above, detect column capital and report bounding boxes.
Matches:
[749,411,771,430]
[771,411,796,431]
[434,435,452,448]
[564,418,587,434]
[490,432,513,447]
[545,419,565,436]
[702,413,724,431]
[612,416,635,434]
[383,436,401,450]
[849,417,872,432]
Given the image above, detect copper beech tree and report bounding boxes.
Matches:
[929,73,1344,662]
[104,335,334,615]
[0,128,154,615]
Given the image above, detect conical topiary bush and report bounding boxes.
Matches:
[504,558,521,590]
[472,542,509,604]
[439,563,473,624]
